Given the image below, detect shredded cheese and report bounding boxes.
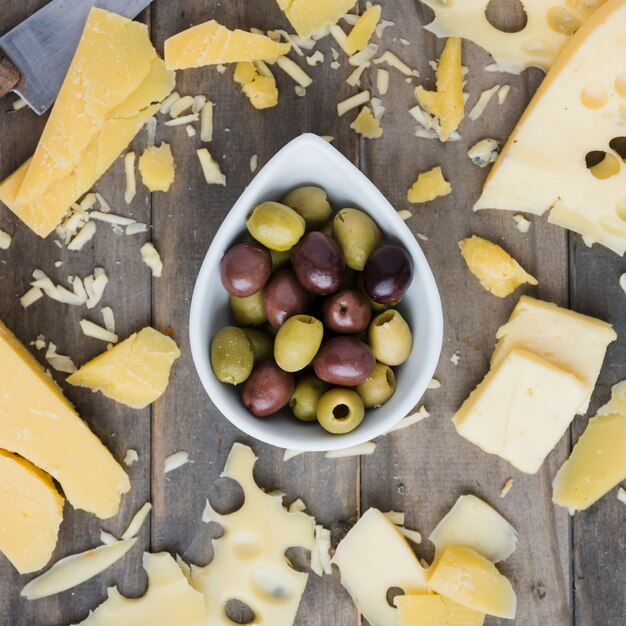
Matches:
[397,209,412,221]
[383,511,405,525]
[67,220,96,251]
[164,451,190,474]
[124,449,139,467]
[617,487,626,506]
[124,152,136,204]
[513,214,531,234]
[169,95,194,119]
[306,51,325,66]
[374,51,417,76]
[500,478,514,498]
[146,116,157,147]
[397,526,422,544]
[337,90,370,116]
[329,24,350,54]
[469,85,500,121]
[126,223,148,235]
[164,113,199,127]
[159,91,180,115]
[121,502,152,540]
[497,84,511,105]
[197,148,226,186]
[0,228,11,250]
[376,68,389,95]
[141,242,163,278]
[386,406,430,433]
[101,307,115,334]
[275,56,313,87]
[325,442,377,458]
[20,286,43,309]
[427,378,441,390]
[250,154,258,173]
[79,320,119,344]
[12,97,27,111]
[45,342,77,374]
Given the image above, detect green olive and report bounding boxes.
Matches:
[230,290,266,326]
[320,220,333,237]
[246,201,306,252]
[243,328,274,363]
[274,315,324,372]
[282,186,333,230]
[210,326,254,384]
[270,249,291,271]
[332,208,382,270]
[368,310,413,366]
[356,363,397,408]
[316,389,365,434]
[289,375,328,422]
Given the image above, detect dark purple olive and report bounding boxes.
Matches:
[322,289,372,334]
[242,361,294,417]
[220,243,272,297]
[291,232,345,295]
[313,337,376,386]
[362,244,413,304]
[263,270,310,329]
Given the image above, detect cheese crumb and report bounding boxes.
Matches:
[386,406,430,433]
[121,502,152,540]
[500,478,514,498]
[164,451,190,474]
[201,101,214,141]
[407,166,451,203]
[141,242,163,278]
[306,50,325,66]
[383,511,404,525]
[497,84,511,105]
[0,228,11,250]
[514,214,531,233]
[276,56,313,87]
[350,106,383,139]
[250,154,258,173]
[45,342,77,374]
[186,125,196,137]
[376,68,389,95]
[12,97,27,111]
[159,92,181,115]
[619,273,626,296]
[20,286,43,309]
[101,307,115,334]
[67,221,96,251]
[325,442,377,458]
[397,209,412,221]
[618,487,626,506]
[283,449,305,461]
[126,223,148,236]
[124,449,139,467]
[469,85,500,121]
[99,531,117,545]
[79,320,119,344]
[428,378,441,389]
[450,352,461,366]
[123,152,136,204]
[374,50,417,76]
[467,138,500,168]
[169,95,194,119]
[197,148,226,186]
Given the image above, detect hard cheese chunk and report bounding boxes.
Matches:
[234,62,279,110]
[276,0,358,38]
[164,20,290,70]
[0,451,64,574]
[453,349,589,474]
[421,0,607,73]
[0,9,174,237]
[429,495,517,563]
[428,546,516,619]
[396,594,485,626]
[67,327,180,410]
[332,508,428,626]
[491,296,616,413]
[350,106,383,139]
[191,444,315,626]
[344,5,382,55]
[74,552,205,625]
[407,166,451,203]
[0,320,129,518]
[474,0,626,254]
[139,144,176,192]
[459,235,538,298]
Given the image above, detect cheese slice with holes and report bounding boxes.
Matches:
[491,296,616,413]
[164,20,290,69]
[276,0,358,38]
[332,508,428,626]
[421,0,607,74]
[474,0,626,255]
[67,327,180,410]
[396,594,485,626]
[0,319,129,519]
[0,450,64,574]
[73,553,205,625]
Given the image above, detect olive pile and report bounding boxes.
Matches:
[211,186,414,435]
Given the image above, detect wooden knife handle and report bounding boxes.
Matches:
[0,54,20,99]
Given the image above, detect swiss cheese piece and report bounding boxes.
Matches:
[420,0,607,74]
[138,144,176,192]
[428,545,516,619]
[491,296,616,413]
[459,235,538,298]
[407,166,451,203]
[350,106,383,139]
[474,0,626,255]
[191,443,315,626]
[164,21,290,70]
[74,553,205,625]
[396,593,485,626]
[416,38,464,142]
[0,319,129,518]
[344,5,382,56]
[332,508,428,626]
[0,451,64,574]
[453,349,589,474]
[276,0,358,38]
[429,495,517,563]
[67,327,180,410]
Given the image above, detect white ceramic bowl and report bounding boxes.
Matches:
[190,134,443,451]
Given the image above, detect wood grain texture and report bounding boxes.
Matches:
[0,1,623,625]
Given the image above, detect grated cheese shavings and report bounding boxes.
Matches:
[79,320,118,344]
[386,406,430,433]
[20,286,43,309]
[140,242,163,278]
[397,526,422,544]
[146,116,157,148]
[275,56,313,87]
[497,84,511,105]
[397,209,412,221]
[124,449,139,467]
[126,223,148,235]
[617,487,626,506]
[513,214,531,234]
[164,113,199,127]
[337,90,370,116]
[500,478,514,498]
[197,148,226,186]
[121,502,152,540]
[620,274,626,296]
[186,125,197,137]
[306,51,325,66]
[427,377,441,389]
[12,97,27,111]
[99,531,117,546]
[325,442,377,458]
[469,85,500,121]
[376,68,389,95]
[329,24,350,54]
[346,63,370,87]
[349,44,379,67]
[192,95,207,114]
[0,229,11,250]
[89,211,136,226]
[169,95,194,118]
[374,51,418,76]
[250,155,258,173]
[159,92,180,115]
[283,449,305,461]
[67,220,96,251]
[164,451,190,474]
[383,511,405,525]
[124,152,136,204]
[375,19,394,39]
[288,498,307,513]
[45,342,77,374]
[101,307,115,334]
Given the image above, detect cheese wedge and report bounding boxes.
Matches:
[420,0,607,74]
[396,594,485,626]
[474,0,626,254]
[164,20,290,70]
[139,144,176,192]
[453,349,589,474]
[276,0,358,38]
[67,327,180,409]
[491,296,616,413]
[0,319,129,519]
[0,450,64,574]
[428,546,516,619]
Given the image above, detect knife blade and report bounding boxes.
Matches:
[0,0,154,115]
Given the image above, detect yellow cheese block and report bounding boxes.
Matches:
[407,166,451,203]
[459,235,538,298]
[74,552,205,625]
[344,5,382,56]
[350,106,383,139]
[416,38,464,142]
[276,0,358,38]
[421,0,607,74]
[491,296,616,413]
[164,20,290,70]
[0,320,129,519]
[396,593,485,626]
[0,450,64,574]
[453,349,589,474]
[139,144,176,192]
[474,0,626,254]
[67,327,180,409]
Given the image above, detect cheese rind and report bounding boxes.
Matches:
[276,0,358,38]
[396,593,485,626]
[139,144,176,192]
[0,451,64,574]
[0,319,129,518]
[67,327,180,410]
[453,349,589,474]
[164,21,290,70]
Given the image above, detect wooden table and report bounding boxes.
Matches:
[0,2,624,625]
